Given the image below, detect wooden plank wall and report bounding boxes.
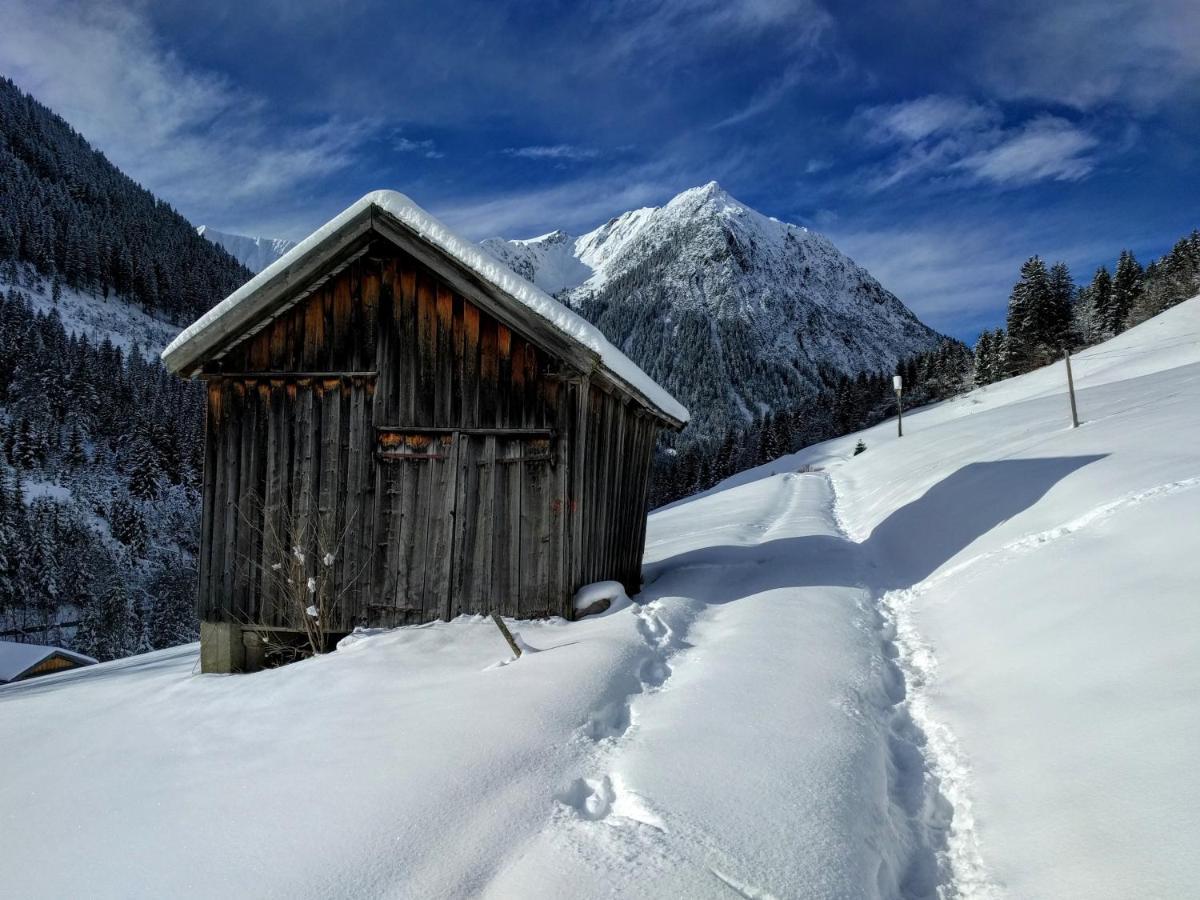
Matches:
[578,385,659,595]
[198,241,664,629]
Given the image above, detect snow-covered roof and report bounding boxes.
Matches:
[0,641,97,683]
[163,191,689,425]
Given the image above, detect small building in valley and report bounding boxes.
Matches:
[162,191,688,672]
[0,641,97,684]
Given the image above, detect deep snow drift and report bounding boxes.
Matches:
[3,297,1198,898]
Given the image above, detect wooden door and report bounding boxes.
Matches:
[452,432,555,618]
[374,429,458,625]
[377,428,556,623]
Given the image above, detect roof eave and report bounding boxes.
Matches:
[164,196,689,427]
[162,204,377,377]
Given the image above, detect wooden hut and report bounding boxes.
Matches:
[162,191,688,672]
[0,641,97,684]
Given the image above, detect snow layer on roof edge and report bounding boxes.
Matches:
[163,191,689,424]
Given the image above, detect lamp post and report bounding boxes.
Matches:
[893,374,903,438]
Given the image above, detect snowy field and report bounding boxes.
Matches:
[2,297,1198,898]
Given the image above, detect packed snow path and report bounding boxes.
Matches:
[487,471,946,898]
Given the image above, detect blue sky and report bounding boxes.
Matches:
[2,0,1197,340]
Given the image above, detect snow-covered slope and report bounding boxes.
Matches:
[3,297,1196,898]
[691,294,1200,897]
[6,269,180,355]
[197,225,296,274]
[484,183,942,442]
[479,229,593,295]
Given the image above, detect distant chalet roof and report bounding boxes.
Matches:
[163,191,689,427]
[0,641,97,684]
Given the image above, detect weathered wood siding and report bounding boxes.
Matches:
[578,385,658,594]
[198,239,665,628]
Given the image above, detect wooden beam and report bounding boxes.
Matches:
[199,371,378,380]
[376,426,554,438]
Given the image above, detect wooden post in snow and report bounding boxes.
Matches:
[1063,347,1080,429]
[491,611,522,658]
[893,375,904,438]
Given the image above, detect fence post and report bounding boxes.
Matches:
[1063,347,1080,428]
[893,375,903,437]
[491,611,522,658]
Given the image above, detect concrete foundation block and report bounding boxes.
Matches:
[200,621,246,674]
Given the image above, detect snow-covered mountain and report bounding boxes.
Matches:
[196,226,296,274]
[482,183,941,443]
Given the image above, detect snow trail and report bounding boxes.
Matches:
[486,471,952,898]
[875,474,1200,899]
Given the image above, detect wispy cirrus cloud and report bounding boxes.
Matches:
[972,0,1200,111]
[854,95,1099,191]
[602,0,836,64]
[955,116,1098,185]
[0,0,375,225]
[395,137,444,159]
[861,95,1000,144]
[502,144,600,162]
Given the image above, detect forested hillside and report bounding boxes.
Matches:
[973,234,1200,385]
[0,78,251,659]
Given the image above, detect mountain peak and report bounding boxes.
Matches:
[197,226,296,273]
[674,180,731,204]
[512,228,573,246]
[484,188,939,444]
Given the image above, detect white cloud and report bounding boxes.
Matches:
[502,145,600,162]
[854,95,1098,191]
[605,0,835,61]
[862,95,999,144]
[974,0,1200,111]
[436,176,665,240]
[956,117,1098,184]
[0,0,372,223]
[606,0,845,126]
[396,137,444,159]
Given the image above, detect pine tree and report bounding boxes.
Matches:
[1084,266,1114,341]
[973,330,996,385]
[76,576,135,661]
[1045,262,1075,350]
[1110,250,1143,335]
[0,467,22,611]
[65,422,88,468]
[1006,256,1050,375]
[144,561,199,649]
[128,437,161,500]
[109,496,149,554]
[10,417,46,469]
